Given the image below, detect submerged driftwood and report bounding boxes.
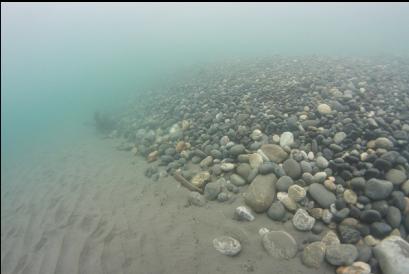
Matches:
[173,170,204,194]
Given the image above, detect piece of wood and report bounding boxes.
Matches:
[173,170,204,194]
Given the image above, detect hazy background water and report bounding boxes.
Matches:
[2,3,409,166]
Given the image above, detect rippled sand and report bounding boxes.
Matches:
[1,127,333,274]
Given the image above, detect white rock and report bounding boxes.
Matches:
[280,132,294,148]
[213,236,242,256]
[221,163,235,172]
[317,104,332,114]
[235,206,255,221]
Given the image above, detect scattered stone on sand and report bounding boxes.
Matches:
[204,181,221,200]
[235,206,255,221]
[213,236,242,256]
[188,192,207,207]
[191,171,211,188]
[267,201,286,221]
[261,230,298,259]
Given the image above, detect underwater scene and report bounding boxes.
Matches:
[2,3,409,274]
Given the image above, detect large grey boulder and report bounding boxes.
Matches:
[373,236,409,274]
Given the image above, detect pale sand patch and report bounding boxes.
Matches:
[1,128,334,274]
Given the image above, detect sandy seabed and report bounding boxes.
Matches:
[1,126,333,274]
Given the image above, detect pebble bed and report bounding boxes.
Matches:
[102,56,409,274]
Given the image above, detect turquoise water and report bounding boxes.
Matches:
[2,2,409,162]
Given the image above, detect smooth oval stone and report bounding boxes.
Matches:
[308,183,336,208]
[283,159,302,179]
[316,156,329,169]
[317,103,332,114]
[204,181,222,200]
[325,244,358,266]
[262,230,298,259]
[230,173,247,186]
[244,174,276,213]
[361,210,382,223]
[267,201,286,221]
[229,144,245,156]
[371,222,392,239]
[375,137,393,150]
[259,162,275,174]
[276,176,294,192]
[386,206,402,229]
[385,169,407,185]
[364,179,393,200]
[236,163,251,180]
[213,236,241,256]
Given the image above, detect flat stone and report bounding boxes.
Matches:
[230,173,247,186]
[385,169,407,186]
[267,201,286,221]
[316,156,329,169]
[371,222,392,239]
[375,137,394,150]
[244,174,276,213]
[283,159,302,179]
[260,144,288,163]
[230,144,245,156]
[261,230,298,259]
[191,171,211,188]
[188,192,207,206]
[276,176,294,192]
[236,163,251,181]
[213,236,242,256]
[364,179,393,200]
[325,244,358,266]
[293,208,315,231]
[309,183,336,208]
[373,236,409,274]
[204,181,221,200]
[302,241,326,268]
[386,206,402,228]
